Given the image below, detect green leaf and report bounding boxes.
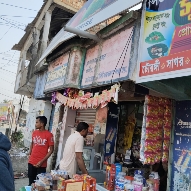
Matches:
[145,31,166,44]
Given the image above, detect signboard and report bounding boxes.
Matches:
[137,0,191,83]
[171,101,191,191]
[37,0,141,65]
[44,53,69,92]
[81,27,134,88]
[0,104,8,121]
[65,47,86,88]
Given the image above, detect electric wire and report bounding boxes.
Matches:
[0,51,17,69]
[0,68,16,74]
[0,77,14,84]
[0,3,37,12]
[0,26,12,41]
[0,17,25,30]
[0,15,35,18]
[0,93,15,99]
[0,87,14,93]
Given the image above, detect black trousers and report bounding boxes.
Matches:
[28,163,46,186]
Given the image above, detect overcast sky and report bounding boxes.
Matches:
[0,1,142,103]
[0,0,43,102]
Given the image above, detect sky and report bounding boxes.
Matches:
[0,0,142,103]
[0,0,44,102]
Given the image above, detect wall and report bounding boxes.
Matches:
[24,99,52,147]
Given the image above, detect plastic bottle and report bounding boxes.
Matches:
[124,176,134,191]
[115,172,126,191]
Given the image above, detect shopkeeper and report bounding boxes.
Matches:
[59,122,89,177]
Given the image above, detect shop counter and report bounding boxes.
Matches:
[96,184,109,191]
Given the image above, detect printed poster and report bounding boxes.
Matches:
[172,101,191,191]
[81,27,134,88]
[104,103,119,160]
[44,53,69,92]
[137,0,191,82]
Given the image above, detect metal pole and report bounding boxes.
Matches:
[14,95,25,133]
[64,26,100,42]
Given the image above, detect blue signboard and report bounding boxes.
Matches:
[171,101,191,191]
[104,103,119,162]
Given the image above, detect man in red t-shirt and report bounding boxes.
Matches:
[28,116,54,185]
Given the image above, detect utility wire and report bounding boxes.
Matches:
[0,3,37,11]
[0,87,14,93]
[0,68,16,74]
[0,51,17,69]
[0,17,25,30]
[1,17,27,26]
[0,14,35,18]
[0,26,12,41]
[1,58,18,64]
[0,50,14,54]
[0,92,15,99]
[0,77,14,84]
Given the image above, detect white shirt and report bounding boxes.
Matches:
[59,131,84,177]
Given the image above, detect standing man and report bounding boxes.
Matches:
[0,132,15,191]
[28,116,54,185]
[59,122,89,178]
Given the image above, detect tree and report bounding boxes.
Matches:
[3,99,9,103]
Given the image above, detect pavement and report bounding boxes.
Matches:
[0,124,28,191]
[15,178,28,191]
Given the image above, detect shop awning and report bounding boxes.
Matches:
[36,0,142,66]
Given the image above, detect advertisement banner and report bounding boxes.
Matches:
[81,27,134,88]
[172,101,191,191]
[104,102,119,161]
[139,49,191,78]
[137,0,191,83]
[44,53,69,92]
[37,0,141,65]
[0,104,8,121]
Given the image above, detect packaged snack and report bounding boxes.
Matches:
[145,95,159,106]
[86,177,96,191]
[162,151,169,163]
[115,163,122,177]
[144,152,155,165]
[105,164,116,191]
[64,180,83,191]
[146,105,158,117]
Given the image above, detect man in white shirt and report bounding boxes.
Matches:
[59,122,89,177]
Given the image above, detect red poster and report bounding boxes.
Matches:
[170,23,191,55]
[139,50,191,77]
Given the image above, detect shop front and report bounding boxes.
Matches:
[136,0,191,191]
[26,4,164,191]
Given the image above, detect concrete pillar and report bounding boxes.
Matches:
[17,50,27,72]
[40,10,52,56]
[32,28,40,57]
[21,51,27,71]
[55,107,76,168]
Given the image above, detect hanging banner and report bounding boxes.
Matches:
[37,0,141,65]
[81,27,134,88]
[137,0,191,83]
[44,53,69,92]
[104,102,119,161]
[172,101,191,191]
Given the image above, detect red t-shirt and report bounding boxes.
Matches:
[29,130,54,167]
